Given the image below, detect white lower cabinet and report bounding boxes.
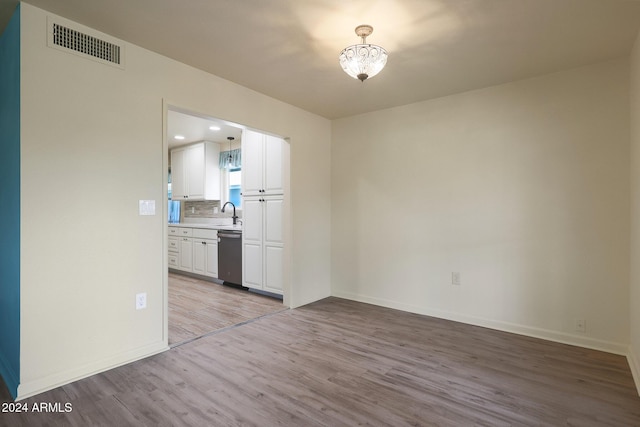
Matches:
[178,236,193,272]
[243,241,262,289]
[192,229,218,278]
[168,236,180,268]
[264,245,283,293]
[242,195,283,295]
[169,226,217,279]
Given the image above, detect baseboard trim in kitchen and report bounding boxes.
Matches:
[168,269,223,285]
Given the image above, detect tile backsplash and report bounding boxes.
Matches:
[183,200,242,220]
[184,200,219,219]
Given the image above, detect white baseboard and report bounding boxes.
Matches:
[332,291,628,356]
[628,347,640,396]
[16,341,168,401]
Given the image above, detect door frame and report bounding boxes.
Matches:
[161,100,292,345]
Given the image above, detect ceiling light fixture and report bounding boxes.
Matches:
[174,135,185,140]
[209,126,220,131]
[339,25,388,82]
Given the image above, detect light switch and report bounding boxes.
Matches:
[136,292,147,310]
[139,200,156,216]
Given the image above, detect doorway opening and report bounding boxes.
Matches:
[164,104,290,347]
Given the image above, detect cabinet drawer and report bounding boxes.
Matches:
[193,228,217,240]
[168,254,179,268]
[168,237,179,253]
[178,227,193,237]
[168,227,180,236]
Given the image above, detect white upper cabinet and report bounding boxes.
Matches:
[242,130,263,195]
[170,148,187,199]
[242,129,283,197]
[263,134,283,194]
[171,141,220,201]
[186,143,205,198]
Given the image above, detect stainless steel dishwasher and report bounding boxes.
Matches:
[217,229,243,287]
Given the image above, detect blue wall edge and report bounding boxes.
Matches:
[0,353,19,400]
[0,3,20,400]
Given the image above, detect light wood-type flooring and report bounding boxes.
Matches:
[2,297,640,426]
[168,273,285,346]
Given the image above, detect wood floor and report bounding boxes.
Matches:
[168,273,285,346]
[2,297,639,426]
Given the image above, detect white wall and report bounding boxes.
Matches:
[18,4,331,399]
[332,59,630,354]
[630,30,640,393]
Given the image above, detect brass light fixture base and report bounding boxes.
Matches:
[355,25,373,40]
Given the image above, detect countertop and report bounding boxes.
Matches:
[169,222,242,231]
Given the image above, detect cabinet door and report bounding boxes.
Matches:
[203,143,221,200]
[168,236,179,253]
[242,197,262,290]
[264,135,283,195]
[263,197,283,245]
[264,196,283,294]
[264,245,283,294]
[186,144,205,199]
[193,240,206,275]
[168,253,180,269]
[242,129,264,196]
[205,240,218,277]
[179,237,193,271]
[243,241,263,289]
[171,148,187,199]
[242,198,263,243]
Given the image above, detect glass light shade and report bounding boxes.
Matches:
[339,43,388,82]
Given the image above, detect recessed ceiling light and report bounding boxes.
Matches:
[174,135,185,140]
[209,126,221,131]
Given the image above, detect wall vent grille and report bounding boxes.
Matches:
[52,23,121,65]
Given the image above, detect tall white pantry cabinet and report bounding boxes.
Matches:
[241,129,284,295]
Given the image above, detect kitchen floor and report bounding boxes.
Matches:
[168,272,286,346]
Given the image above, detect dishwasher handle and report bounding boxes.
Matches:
[218,232,242,239]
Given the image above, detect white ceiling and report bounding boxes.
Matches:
[167,109,243,150]
[2,0,640,119]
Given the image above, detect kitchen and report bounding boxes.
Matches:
[166,108,286,345]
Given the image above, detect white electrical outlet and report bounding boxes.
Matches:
[136,293,147,310]
[452,272,461,285]
[575,318,586,333]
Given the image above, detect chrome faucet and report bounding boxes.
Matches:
[221,202,238,225]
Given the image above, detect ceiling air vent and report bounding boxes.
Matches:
[47,18,125,69]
